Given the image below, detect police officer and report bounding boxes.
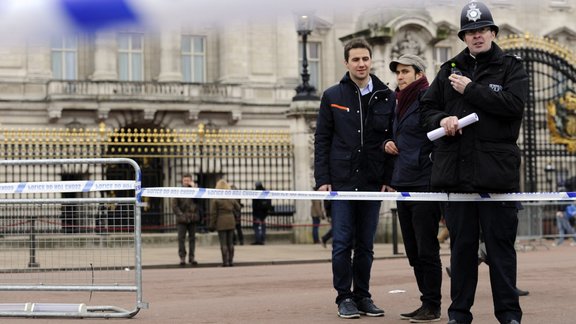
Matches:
[420,1,528,324]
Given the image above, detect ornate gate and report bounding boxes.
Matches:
[0,125,295,233]
[500,34,576,192]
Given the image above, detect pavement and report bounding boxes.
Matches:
[141,238,414,269]
[2,233,575,323]
[139,232,547,269]
[133,237,576,324]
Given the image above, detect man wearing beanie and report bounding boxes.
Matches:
[385,54,442,323]
[420,1,528,324]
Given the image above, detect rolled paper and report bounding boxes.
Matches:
[427,113,479,141]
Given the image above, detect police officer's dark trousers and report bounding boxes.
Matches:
[445,201,522,324]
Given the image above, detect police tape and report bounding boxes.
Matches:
[0,181,574,201]
[140,187,444,201]
[139,187,576,202]
[0,180,135,194]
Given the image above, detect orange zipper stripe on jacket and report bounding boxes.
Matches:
[330,104,350,112]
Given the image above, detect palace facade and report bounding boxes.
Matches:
[1,0,575,241]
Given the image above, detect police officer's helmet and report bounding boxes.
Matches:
[458,1,499,40]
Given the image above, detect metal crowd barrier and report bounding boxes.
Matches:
[0,158,147,318]
[516,202,547,250]
[517,201,574,249]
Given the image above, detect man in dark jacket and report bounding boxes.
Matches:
[171,173,200,266]
[251,181,271,245]
[314,38,395,319]
[385,54,442,322]
[420,2,528,324]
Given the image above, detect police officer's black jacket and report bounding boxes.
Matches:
[420,43,529,193]
[314,72,395,191]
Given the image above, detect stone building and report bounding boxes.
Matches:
[0,0,574,242]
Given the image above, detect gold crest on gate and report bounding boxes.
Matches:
[547,90,576,153]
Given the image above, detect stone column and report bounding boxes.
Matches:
[371,44,387,80]
[26,38,52,81]
[158,29,182,82]
[287,99,320,243]
[275,17,300,88]
[91,32,117,81]
[218,22,249,83]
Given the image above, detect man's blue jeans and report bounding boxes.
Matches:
[252,219,266,244]
[312,216,321,243]
[555,215,576,245]
[330,200,381,304]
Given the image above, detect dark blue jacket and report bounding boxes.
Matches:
[389,90,434,188]
[314,73,395,191]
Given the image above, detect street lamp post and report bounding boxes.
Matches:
[289,14,321,243]
[293,14,319,101]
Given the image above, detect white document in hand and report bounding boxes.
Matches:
[427,113,479,141]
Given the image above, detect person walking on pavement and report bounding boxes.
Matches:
[553,203,576,246]
[251,181,271,245]
[231,184,245,246]
[314,38,395,319]
[384,54,442,323]
[171,173,200,266]
[311,199,325,244]
[321,200,333,248]
[420,2,528,323]
[209,179,242,267]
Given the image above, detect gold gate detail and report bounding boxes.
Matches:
[0,124,295,232]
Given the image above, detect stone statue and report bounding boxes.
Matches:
[391,31,422,58]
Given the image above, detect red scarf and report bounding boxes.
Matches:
[395,76,429,119]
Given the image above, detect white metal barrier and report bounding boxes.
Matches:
[516,201,574,250]
[516,202,548,250]
[0,158,147,318]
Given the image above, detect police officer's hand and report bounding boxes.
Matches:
[381,185,396,192]
[440,116,462,137]
[448,74,471,94]
[384,141,399,155]
[317,184,332,191]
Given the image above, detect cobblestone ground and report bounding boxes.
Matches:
[0,242,573,324]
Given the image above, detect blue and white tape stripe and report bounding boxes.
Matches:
[448,192,576,201]
[0,182,574,201]
[140,187,576,202]
[0,180,135,194]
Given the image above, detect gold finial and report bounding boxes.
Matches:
[99,121,106,134]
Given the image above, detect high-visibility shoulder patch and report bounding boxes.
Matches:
[330,104,350,112]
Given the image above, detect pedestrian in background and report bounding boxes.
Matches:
[251,181,271,245]
[171,173,200,266]
[314,38,395,319]
[321,200,333,248]
[209,179,241,267]
[553,203,576,246]
[420,2,528,323]
[231,184,245,246]
[310,199,325,244]
[384,54,442,323]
